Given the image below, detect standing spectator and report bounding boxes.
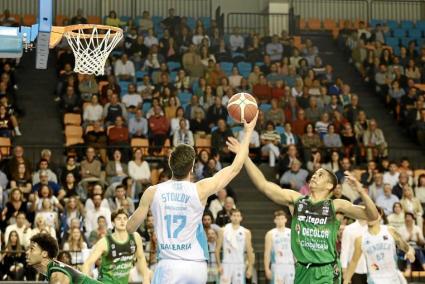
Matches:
[148,105,170,150]
[266,35,283,62]
[376,183,400,216]
[161,8,181,36]
[114,54,135,82]
[129,109,148,138]
[229,27,245,52]
[80,147,101,180]
[128,148,151,196]
[70,9,87,25]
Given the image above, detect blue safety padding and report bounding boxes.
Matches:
[38,0,52,33]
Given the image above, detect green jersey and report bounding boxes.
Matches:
[46,260,101,284]
[291,196,340,264]
[99,233,137,284]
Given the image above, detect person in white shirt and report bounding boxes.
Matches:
[173,119,194,147]
[114,54,135,81]
[228,66,243,88]
[398,212,425,273]
[209,189,228,220]
[85,183,111,212]
[192,26,209,46]
[128,148,151,196]
[229,27,245,52]
[368,173,385,202]
[144,28,159,48]
[129,109,148,138]
[85,194,112,237]
[383,162,400,188]
[121,83,142,112]
[264,210,295,284]
[340,220,368,284]
[376,183,400,216]
[83,94,103,127]
[4,211,32,248]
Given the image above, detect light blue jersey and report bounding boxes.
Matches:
[151,180,208,262]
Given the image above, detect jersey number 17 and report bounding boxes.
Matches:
[164,214,187,238]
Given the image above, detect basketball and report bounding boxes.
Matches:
[227,92,258,123]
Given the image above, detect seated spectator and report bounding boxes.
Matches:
[103,93,128,126]
[61,196,84,231]
[0,104,14,137]
[211,119,234,163]
[108,116,130,151]
[401,186,423,232]
[237,125,260,156]
[315,112,330,139]
[114,54,135,82]
[353,110,369,141]
[105,149,128,184]
[105,10,121,27]
[405,59,421,82]
[78,75,98,101]
[85,193,112,235]
[279,159,308,191]
[122,84,142,112]
[129,109,148,138]
[80,147,102,180]
[149,105,170,150]
[144,28,159,48]
[216,77,232,99]
[35,198,59,231]
[202,158,219,178]
[215,197,235,227]
[9,162,32,197]
[206,97,228,128]
[0,9,17,26]
[228,66,243,88]
[368,172,385,202]
[415,174,425,206]
[194,150,210,181]
[253,74,272,103]
[271,80,285,101]
[266,35,283,62]
[200,46,216,67]
[291,109,309,136]
[164,96,179,120]
[35,185,62,212]
[340,123,358,158]
[199,85,215,111]
[83,94,103,128]
[209,189,228,220]
[63,227,88,266]
[185,95,205,121]
[146,98,163,119]
[266,63,280,85]
[202,211,220,234]
[192,26,209,46]
[416,108,425,148]
[376,183,400,216]
[60,155,81,184]
[32,170,60,195]
[1,188,28,227]
[305,96,322,124]
[58,172,79,202]
[330,184,350,201]
[266,98,285,126]
[190,108,209,136]
[128,148,151,197]
[88,216,111,247]
[32,159,58,185]
[399,212,425,274]
[70,8,87,24]
[108,184,134,214]
[323,124,342,149]
[60,86,81,113]
[323,150,341,174]
[173,119,194,147]
[301,123,322,158]
[182,44,205,79]
[306,150,324,172]
[1,230,26,280]
[175,69,191,91]
[387,202,405,230]
[32,214,56,238]
[248,65,262,87]
[260,121,281,167]
[138,10,153,32]
[383,161,400,188]
[84,121,108,164]
[393,172,410,200]
[229,27,244,52]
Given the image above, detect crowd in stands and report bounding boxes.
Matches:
[1,7,425,281]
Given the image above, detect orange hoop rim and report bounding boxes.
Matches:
[50,24,123,48]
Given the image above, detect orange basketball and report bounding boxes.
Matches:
[227,92,258,123]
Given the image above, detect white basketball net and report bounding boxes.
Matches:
[64,26,123,76]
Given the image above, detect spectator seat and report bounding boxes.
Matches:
[136,71,147,81]
[275,126,285,135]
[0,137,11,156]
[87,16,102,24]
[393,28,406,38]
[408,29,422,38]
[167,61,181,71]
[23,14,36,26]
[400,20,414,30]
[178,91,192,106]
[307,18,321,30]
[259,103,272,112]
[64,113,82,126]
[385,37,400,47]
[386,20,399,30]
[220,62,234,75]
[131,138,149,155]
[323,19,337,30]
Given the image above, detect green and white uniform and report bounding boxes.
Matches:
[98,233,137,284]
[46,260,101,284]
[291,196,341,284]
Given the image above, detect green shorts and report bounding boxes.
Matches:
[294,262,341,284]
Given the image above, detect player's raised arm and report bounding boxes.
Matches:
[197,113,257,204]
[334,171,379,221]
[343,237,363,284]
[127,186,155,233]
[81,237,107,276]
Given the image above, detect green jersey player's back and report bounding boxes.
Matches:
[99,233,137,284]
[291,196,340,264]
[47,260,101,284]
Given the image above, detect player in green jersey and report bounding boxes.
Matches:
[82,208,150,284]
[226,137,379,284]
[26,233,101,284]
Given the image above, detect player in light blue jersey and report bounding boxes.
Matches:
[127,113,258,284]
[344,208,415,284]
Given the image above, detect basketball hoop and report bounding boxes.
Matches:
[50,24,123,75]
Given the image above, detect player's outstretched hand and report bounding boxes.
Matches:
[246,266,253,279]
[226,137,241,154]
[242,111,258,132]
[405,247,416,263]
[344,171,364,193]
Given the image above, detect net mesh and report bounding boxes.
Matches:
[63,26,123,75]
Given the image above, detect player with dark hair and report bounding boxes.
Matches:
[127,114,258,283]
[26,233,101,284]
[344,207,415,284]
[264,210,295,284]
[82,208,150,284]
[226,137,379,284]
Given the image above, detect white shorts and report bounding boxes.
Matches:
[368,271,407,284]
[271,263,295,284]
[220,263,246,284]
[152,259,207,284]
